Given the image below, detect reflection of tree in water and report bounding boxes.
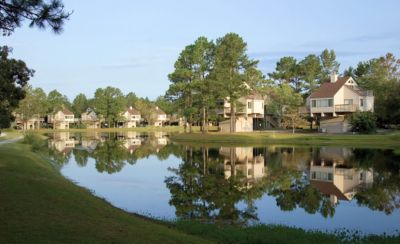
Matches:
[351,149,400,214]
[44,133,400,218]
[266,171,336,218]
[73,149,89,167]
[46,144,72,166]
[165,147,268,225]
[92,139,127,174]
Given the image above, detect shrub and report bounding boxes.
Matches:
[23,132,45,151]
[350,111,377,134]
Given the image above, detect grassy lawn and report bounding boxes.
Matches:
[1,141,398,243]
[171,131,400,149]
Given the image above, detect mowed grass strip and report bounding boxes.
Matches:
[171,131,400,149]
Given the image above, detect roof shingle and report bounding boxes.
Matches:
[310,77,350,98]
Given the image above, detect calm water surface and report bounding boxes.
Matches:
[46,132,400,235]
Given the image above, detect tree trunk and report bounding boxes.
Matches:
[230,102,235,133]
[188,116,192,133]
[292,118,295,134]
[202,106,206,134]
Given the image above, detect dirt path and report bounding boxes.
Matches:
[0,136,23,145]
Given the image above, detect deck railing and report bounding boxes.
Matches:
[335,104,357,112]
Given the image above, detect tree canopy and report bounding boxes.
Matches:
[0,46,34,128]
[0,0,71,35]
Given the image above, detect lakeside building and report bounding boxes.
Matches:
[218,91,265,132]
[81,108,101,129]
[47,108,76,129]
[118,106,141,128]
[14,113,44,130]
[151,106,167,127]
[306,73,374,133]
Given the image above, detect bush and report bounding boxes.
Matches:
[23,133,45,151]
[350,111,377,134]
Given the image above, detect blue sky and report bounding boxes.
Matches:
[2,0,400,100]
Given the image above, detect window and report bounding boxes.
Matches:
[311,99,333,108]
[344,99,353,105]
[248,102,252,109]
[360,99,364,107]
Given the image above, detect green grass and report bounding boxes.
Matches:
[0,143,207,243]
[0,131,22,141]
[171,131,400,149]
[176,220,400,243]
[1,141,398,243]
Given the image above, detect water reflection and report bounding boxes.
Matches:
[46,132,400,232]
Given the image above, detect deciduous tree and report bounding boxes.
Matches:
[72,93,88,116]
[15,86,48,129]
[0,46,34,129]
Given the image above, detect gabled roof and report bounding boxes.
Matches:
[244,92,264,100]
[126,107,140,115]
[154,107,166,115]
[310,77,350,98]
[62,108,74,115]
[83,108,96,115]
[310,180,349,201]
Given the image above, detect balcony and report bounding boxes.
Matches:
[334,104,357,112]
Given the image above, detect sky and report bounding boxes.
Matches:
[1,0,400,100]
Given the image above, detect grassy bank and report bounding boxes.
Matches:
[0,143,206,243]
[1,141,398,243]
[171,131,400,149]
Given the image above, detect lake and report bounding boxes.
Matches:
[45,132,400,235]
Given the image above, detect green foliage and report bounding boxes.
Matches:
[320,49,340,80]
[92,86,125,127]
[167,36,216,132]
[0,0,71,36]
[212,33,261,132]
[352,53,400,125]
[268,49,338,96]
[72,93,88,116]
[22,132,45,151]
[0,46,34,129]
[15,86,48,128]
[155,96,175,115]
[268,56,303,92]
[298,54,323,95]
[125,92,138,108]
[47,89,70,113]
[350,111,377,134]
[267,83,304,127]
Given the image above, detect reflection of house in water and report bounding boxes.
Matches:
[48,132,76,155]
[309,147,373,204]
[219,147,266,186]
[80,139,98,152]
[118,131,143,154]
[154,131,168,145]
